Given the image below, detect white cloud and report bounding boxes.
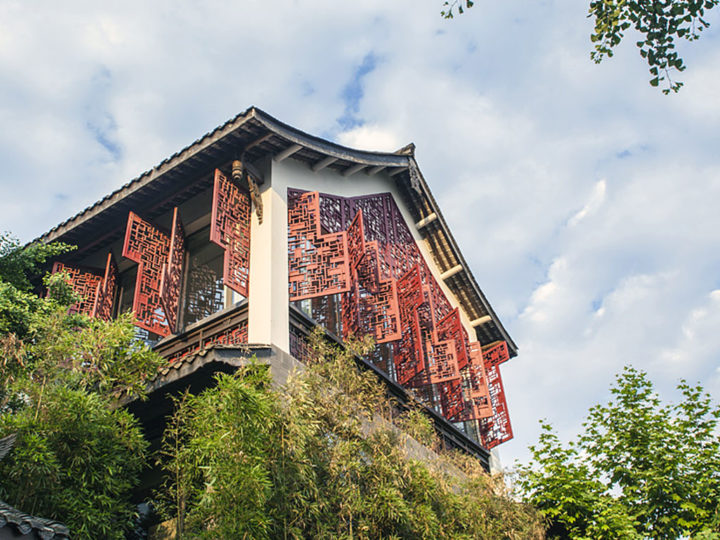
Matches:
[658,290,720,385]
[337,125,401,152]
[568,179,606,227]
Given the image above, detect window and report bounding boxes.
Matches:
[180,227,226,328]
[116,265,162,346]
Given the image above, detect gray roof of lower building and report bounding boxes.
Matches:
[0,501,70,540]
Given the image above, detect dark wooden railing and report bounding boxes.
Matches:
[153,300,249,363]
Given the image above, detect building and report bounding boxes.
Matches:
[38,107,516,470]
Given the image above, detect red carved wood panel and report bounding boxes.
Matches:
[317,192,349,234]
[341,210,401,344]
[351,193,411,281]
[480,342,513,449]
[393,265,426,385]
[390,210,424,281]
[436,308,470,371]
[91,253,118,321]
[287,189,513,448]
[210,169,251,297]
[160,207,185,332]
[361,277,400,343]
[346,210,366,272]
[122,211,171,336]
[342,274,401,344]
[425,339,460,384]
[51,262,102,316]
[482,340,510,369]
[459,342,493,421]
[438,379,465,421]
[288,191,351,300]
[212,322,249,347]
[427,276,452,326]
[404,286,463,389]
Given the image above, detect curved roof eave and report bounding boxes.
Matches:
[403,156,518,356]
[252,108,410,168]
[37,106,410,244]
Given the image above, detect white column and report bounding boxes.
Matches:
[247,162,290,352]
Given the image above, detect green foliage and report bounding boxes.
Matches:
[0,232,166,538]
[397,405,437,448]
[24,308,166,400]
[589,0,719,94]
[0,232,73,292]
[518,422,640,539]
[157,367,279,539]
[158,330,544,539]
[0,279,43,337]
[0,385,147,539]
[441,0,474,19]
[1,281,165,407]
[0,236,82,393]
[0,235,75,341]
[441,1,718,93]
[518,367,720,539]
[0,233,165,404]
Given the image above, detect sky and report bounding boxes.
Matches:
[1,0,719,468]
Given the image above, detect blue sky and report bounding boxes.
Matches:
[1,0,719,467]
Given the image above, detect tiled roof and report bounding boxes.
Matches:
[0,433,16,460]
[0,501,70,540]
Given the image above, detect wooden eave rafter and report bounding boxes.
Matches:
[36,106,516,356]
[392,159,518,355]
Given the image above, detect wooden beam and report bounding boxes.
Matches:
[343,163,365,177]
[440,264,463,281]
[245,161,265,184]
[312,156,337,172]
[415,213,438,229]
[367,165,386,176]
[274,143,303,162]
[470,315,492,327]
[184,213,212,236]
[387,166,406,177]
[244,133,273,151]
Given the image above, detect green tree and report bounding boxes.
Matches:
[158,331,544,539]
[518,366,720,539]
[0,386,148,539]
[589,0,719,93]
[442,0,719,94]
[0,233,166,539]
[0,232,72,293]
[157,367,279,539]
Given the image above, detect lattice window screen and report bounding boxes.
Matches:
[92,253,119,321]
[160,207,186,332]
[210,169,251,297]
[288,191,350,300]
[479,356,513,449]
[287,189,513,448]
[51,262,103,316]
[122,211,171,336]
